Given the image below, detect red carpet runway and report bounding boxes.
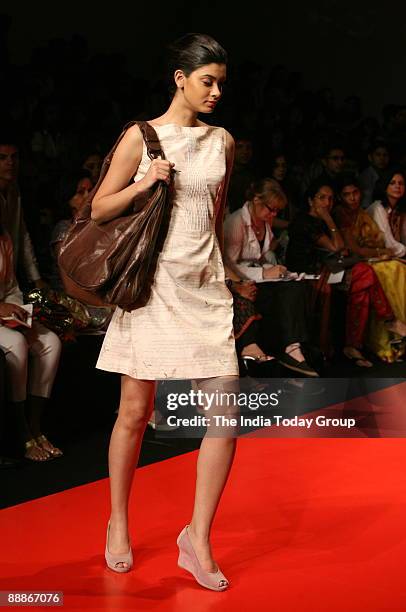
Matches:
[1,385,406,611]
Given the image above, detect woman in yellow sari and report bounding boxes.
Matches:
[334,175,406,362]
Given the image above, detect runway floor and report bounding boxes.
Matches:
[1,428,406,611]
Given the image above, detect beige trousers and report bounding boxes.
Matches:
[0,322,61,402]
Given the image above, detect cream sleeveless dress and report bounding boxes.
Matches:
[96,123,239,379]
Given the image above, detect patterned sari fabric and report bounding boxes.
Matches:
[347,262,393,355]
[388,207,404,244]
[367,260,406,362]
[231,291,261,341]
[334,205,385,249]
[335,206,406,362]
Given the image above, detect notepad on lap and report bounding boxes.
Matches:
[0,303,33,329]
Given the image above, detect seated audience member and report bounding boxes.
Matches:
[0,134,46,288]
[268,152,299,228]
[224,179,318,376]
[286,180,345,273]
[0,221,62,461]
[49,171,93,290]
[50,170,93,290]
[286,179,403,365]
[82,152,102,185]
[302,143,346,195]
[268,152,300,261]
[50,171,113,332]
[367,168,406,257]
[334,175,406,362]
[227,133,256,214]
[224,268,273,372]
[359,141,390,209]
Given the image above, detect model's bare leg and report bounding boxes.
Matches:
[188,375,239,573]
[108,375,155,567]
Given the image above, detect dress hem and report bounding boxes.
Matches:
[95,364,240,380]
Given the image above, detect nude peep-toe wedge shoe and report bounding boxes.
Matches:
[105,521,133,573]
[177,525,229,591]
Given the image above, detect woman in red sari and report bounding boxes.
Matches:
[334,174,406,363]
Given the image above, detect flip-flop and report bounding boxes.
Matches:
[343,347,373,368]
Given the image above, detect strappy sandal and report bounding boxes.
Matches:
[24,439,51,462]
[35,434,63,457]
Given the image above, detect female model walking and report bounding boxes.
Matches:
[92,33,239,591]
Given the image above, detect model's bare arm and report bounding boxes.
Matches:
[216,130,235,255]
[91,125,174,224]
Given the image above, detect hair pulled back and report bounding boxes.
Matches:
[166,33,227,95]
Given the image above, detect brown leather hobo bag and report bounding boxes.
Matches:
[58,121,171,311]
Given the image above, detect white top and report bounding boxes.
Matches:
[224,202,276,281]
[367,200,406,257]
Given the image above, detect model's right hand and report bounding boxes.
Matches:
[139,159,175,189]
[0,303,27,321]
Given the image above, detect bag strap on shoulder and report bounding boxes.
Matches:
[84,120,164,211]
[136,121,165,160]
[104,120,164,165]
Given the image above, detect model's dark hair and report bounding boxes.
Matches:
[373,166,406,212]
[166,33,227,95]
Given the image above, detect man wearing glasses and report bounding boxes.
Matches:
[302,144,346,196]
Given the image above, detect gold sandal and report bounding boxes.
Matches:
[36,434,63,457]
[24,439,51,462]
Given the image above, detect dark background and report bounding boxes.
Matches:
[2,1,405,116]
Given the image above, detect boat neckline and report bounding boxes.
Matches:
[146,122,216,129]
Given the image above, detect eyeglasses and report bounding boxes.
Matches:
[314,194,334,203]
[264,203,282,214]
[327,155,345,162]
